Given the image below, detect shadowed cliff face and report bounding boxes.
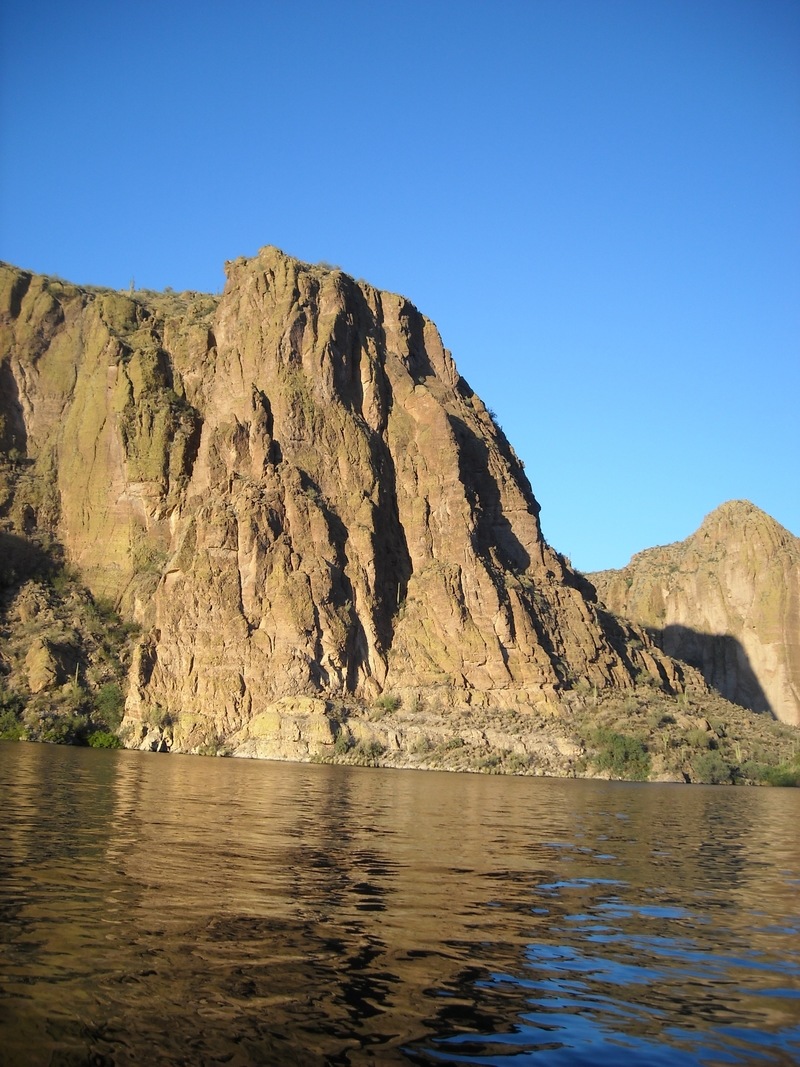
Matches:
[0,249,688,754]
[590,501,800,726]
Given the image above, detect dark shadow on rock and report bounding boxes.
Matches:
[0,530,51,590]
[448,414,531,573]
[650,623,774,717]
[596,606,639,666]
[563,559,600,602]
[299,279,414,659]
[0,359,28,455]
[395,298,437,381]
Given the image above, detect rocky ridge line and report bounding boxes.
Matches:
[589,500,800,726]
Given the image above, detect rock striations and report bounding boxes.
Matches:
[590,501,800,726]
[0,247,691,757]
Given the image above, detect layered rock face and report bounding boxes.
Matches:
[1,248,684,753]
[590,501,800,726]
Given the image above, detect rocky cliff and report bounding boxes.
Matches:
[590,501,800,726]
[0,247,698,759]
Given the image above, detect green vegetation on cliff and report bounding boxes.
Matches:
[0,459,135,747]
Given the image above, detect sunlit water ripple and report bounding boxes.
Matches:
[0,742,798,1065]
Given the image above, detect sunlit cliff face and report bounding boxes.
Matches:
[591,500,800,727]
[0,250,689,756]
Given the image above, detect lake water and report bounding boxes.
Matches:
[0,744,798,1066]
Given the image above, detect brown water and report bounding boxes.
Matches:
[0,743,798,1066]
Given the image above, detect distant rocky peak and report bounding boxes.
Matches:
[590,501,800,726]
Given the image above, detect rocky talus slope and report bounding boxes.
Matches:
[590,501,800,727]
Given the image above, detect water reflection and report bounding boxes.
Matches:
[0,744,798,1065]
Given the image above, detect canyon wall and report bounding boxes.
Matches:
[0,248,689,754]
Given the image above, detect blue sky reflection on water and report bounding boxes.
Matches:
[405,796,800,1066]
[413,927,800,1066]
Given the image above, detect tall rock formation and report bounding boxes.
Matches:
[1,248,687,754]
[590,501,800,726]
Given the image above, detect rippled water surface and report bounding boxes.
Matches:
[1,743,798,1065]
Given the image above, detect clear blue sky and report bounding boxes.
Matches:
[1,0,798,572]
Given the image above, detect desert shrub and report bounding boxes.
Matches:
[93,683,125,730]
[504,751,532,773]
[143,704,172,729]
[739,758,768,783]
[749,752,800,787]
[760,765,800,787]
[634,669,660,688]
[355,739,385,761]
[38,713,89,745]
[49,564,81,596]
[591,727,651,781]
[0,712,24,740]
[333,732,352,756]
[197,740,230,757]
[88,730,122,749]
[131,537,167,575]
[444,736,465,750]
[373,692,401,714]
[85,595,119,627]
[690,750,733,785]
[407,694,424,715]
[649,711,675,728]
[685,727,714,750]
[0,701,25,740]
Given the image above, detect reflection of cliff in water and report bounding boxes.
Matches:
[103,756,539,1063]
[1,747,798,1065]
[107,756,798,1063]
